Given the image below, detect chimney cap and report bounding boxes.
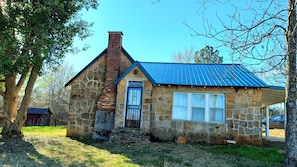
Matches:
[108,31,123,35]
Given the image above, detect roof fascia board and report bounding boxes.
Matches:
[115,61,157,86]
[65,47,135,87]
[64,49,107,87]
[122,47,135,63]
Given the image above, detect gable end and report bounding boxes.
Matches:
[65,47,135,87]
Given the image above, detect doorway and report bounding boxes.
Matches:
[125,81,143,128]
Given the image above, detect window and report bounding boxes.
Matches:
[172,92,225,123]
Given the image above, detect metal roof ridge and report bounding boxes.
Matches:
[139,62,241,65]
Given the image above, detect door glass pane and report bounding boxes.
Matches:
[128,88,142,105]
[126,109,140,120]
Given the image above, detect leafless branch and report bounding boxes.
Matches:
[186,0,289,85]
[172,46,194,63]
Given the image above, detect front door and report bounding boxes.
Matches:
[125,81,143,128]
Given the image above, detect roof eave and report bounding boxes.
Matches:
[153,84,268,88]
[64,49,108,87]
[115,61,157,86]
[122,47,135,64]
[65,47,135,87]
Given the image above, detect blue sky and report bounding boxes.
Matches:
[65,0,287,86]
[65,0,232,72]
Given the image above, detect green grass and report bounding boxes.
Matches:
[0,126,66,136]
[204,144,284,163]
[22,126,66,135]
[0,126,285,167]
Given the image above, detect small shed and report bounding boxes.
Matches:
[25,108,52,126]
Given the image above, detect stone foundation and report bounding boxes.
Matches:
[109,127,150,144]
[92,111,115,141]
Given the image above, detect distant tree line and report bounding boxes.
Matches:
[172,45,223,64]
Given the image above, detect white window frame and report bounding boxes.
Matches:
[172,92,225,123]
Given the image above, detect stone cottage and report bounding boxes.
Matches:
[65,31,276,145]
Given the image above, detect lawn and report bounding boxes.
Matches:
[0,126,284,167]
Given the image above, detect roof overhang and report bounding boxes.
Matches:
[262,87,285,107]
[115,61,157,86]
[261,85,296,107]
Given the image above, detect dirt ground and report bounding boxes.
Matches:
[262,129,285,148]
[262,129,285,138]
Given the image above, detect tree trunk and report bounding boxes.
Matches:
[1,65,39,138]
[12,66,40,134]
[1,73,20,136]
[285,0,297,166]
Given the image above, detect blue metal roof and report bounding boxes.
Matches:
[117,62,268,88]
[27,108,52,115]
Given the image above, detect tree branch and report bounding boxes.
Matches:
[16,71,29,92]
[0,91,5,97]
[185,0,290,79]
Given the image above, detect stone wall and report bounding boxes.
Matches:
[226,88,263,145]
[115,68,263,145]
[67,32,133,139]
[67,52,133,139]
[115,66,153,133]
[67,56,106,138]
[149,86,263,145]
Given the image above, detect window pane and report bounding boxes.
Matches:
[209,94,224,108]
[174,93,187,106]
[173,93,187,120]
[173,106,187,120]
[192,94,205,107]
[192,107,204,121]
[210,108,224,122]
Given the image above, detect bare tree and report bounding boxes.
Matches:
[172,47,194,63]
[187,1,296,166]
[30,64,75,125]
[47,65,74,125]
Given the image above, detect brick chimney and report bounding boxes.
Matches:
[97,32,123,112]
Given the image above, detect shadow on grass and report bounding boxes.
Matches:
[73,138,185,167]
[0,136,63,167]
[72,137,285,167]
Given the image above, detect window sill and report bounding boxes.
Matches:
[172,119,225,124]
